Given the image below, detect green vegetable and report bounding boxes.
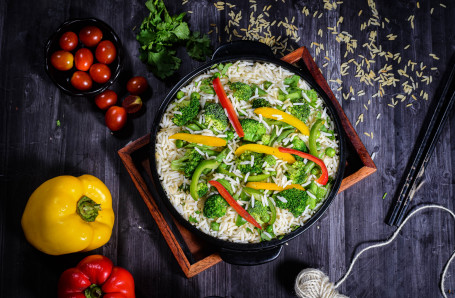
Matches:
[229,82,253,101]
[171,148,204,177]
[199,78,215,94]
[176,90,185,99]
[251,84,267,96]
[197,181,209,198]
[309,119,324,157]
[284,75,300,88]
[267,198,277,225]
[175,139,185,148]
[185,123,202,131]
[210,221,220,231]
[325,147,336,157]
[263,81,272,90]
[203,195,228,218]
[172,92,201,126]
[275,189,309,217]
[240,119,266,142]
[236,150,264,174]
[311,167,320,176]
[216,178,233,194]
[251,98,271,109]
[247,173,271,182]
[189,215,198,223]
[204,102,228,131]
[136,0,212,79]
[221,63,233,76]
[263,155,276,167]
[285,160,307,184]
[235,215,247,226]
[243,187,264,199]
[224,130,234,141]
[288,100,310,122]
[261,134,271,145]
[247,201,270,225]
[274,128,294,145]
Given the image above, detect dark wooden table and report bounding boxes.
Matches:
[1,0,455,297]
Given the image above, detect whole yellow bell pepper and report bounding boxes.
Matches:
[21,175,115,255]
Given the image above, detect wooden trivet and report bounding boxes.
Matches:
[118,46,376,278]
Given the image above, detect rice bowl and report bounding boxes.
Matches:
[155,60,341,244]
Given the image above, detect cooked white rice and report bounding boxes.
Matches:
[156,61,340,243]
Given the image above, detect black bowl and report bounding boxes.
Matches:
[150,41,346,265]
[44,18,123,96]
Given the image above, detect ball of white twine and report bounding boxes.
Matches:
[295,204,455,298]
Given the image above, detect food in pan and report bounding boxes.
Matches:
[156,61,340,243]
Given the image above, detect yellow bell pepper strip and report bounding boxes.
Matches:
[234,144,296,164]
[212,77,245,137]
[254,107,310,135]
[169,133,227,147]
[245,182,305,191]
[278,147,329,185]
[21,175,115,255]
[209,180,262,230]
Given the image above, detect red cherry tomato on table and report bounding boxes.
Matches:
[126,76,148,95]
[79,26,103,47]
[105,106,127,131]
[95,90,117,110]
[89,63,111,84]
[95,40,117,64]
[74,48,94,71]
[71,71,93,91]
[59,32,78,51]
[50,50,74,71]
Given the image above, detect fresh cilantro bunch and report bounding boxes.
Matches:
[137,0,213,79]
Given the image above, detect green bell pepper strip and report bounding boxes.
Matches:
[273,128,295,145]
[216,166,270,182]
[190,160,220,200]
[216,178,233,194]
[267,197,276,225]
[309,119,324,157]
[247,173,271,182]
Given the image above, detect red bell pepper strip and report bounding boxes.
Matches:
[209,180,262,230]
[278,147,329,185]
[58,255,135,298]
[212,77,245,137]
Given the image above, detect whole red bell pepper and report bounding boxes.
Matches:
[58,255,135,298]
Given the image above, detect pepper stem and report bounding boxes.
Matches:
[76,196,101,222]
[84,284,103,298]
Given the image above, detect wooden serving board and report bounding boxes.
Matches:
[118,46,376,278]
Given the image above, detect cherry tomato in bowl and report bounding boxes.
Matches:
[95,40,117,64]
[79,26,103,47]
[126,76,148,95]
[59,32,78,51]
[74,48,94,71]
[89,63,111,84]
[50,50,74,71]
[105,106,127,131]
[95,90,117,110]
[71,71,93,91]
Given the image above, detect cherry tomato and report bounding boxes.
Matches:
[122,95,143,114]
[71,71,93,91]
[59,31,78,51]
[105,106,127,131]
[95,40,117,64]
[89,63,111,84]
[126,76,148,95]
[95,90,117,110]
[79,26,103,47]
[50,50,74,71]
[74,48,94,71]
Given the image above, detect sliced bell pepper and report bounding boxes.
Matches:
[309,119,325,157]
[169,133,227,147]
[254,107,310,135]
[21,175,114,255]
[212,77,244,137]
[58,254,135,298]
[209,180,262,230]
[278,147,329,185]
[245,182,305,191]
[235,144,296,164]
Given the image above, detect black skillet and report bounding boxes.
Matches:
[149,41,346,265]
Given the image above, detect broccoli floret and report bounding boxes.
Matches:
[229,82,253,101]
[240,119,266,142]
[264,155,276,166]
[197,182,209,198]
[303,89,318,102]
[288,100,310,122]
[275,188,309,217]
[224,130,234,141]
[286,160,307,184]
[247,201,270,225]
[171,149,204,177]
[203,194,229,218]
[173,92,201,126]
[261,134,271,145]
[204,102,228,131]
[292,138,309,161]
[236,151,264,174]
[251,98,271,109]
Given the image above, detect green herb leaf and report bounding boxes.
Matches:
[189,215,198,223]
[186,32,213,61]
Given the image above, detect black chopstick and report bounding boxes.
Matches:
[386,54,455,226]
